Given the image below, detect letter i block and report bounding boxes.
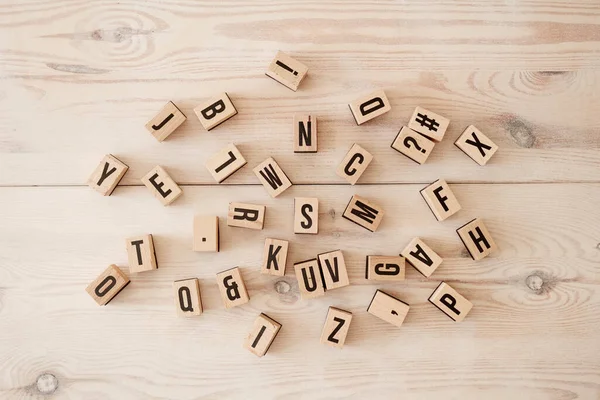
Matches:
[227,202,266,230]
[428,282,473,322]
[265,51,309,92]
[391,126,436,165]
[348,89,391,125]
[141,165,183,206]
[126,234,158,273]
[342,195,384,232]
[420,179,461,221]
[244,313,282,357]
[294,197,319,234]
[335,143,373,185]
[253,157,292,198]
[194,92,238,131]
[193,216,219,252]
[205,143,247,183]
[400,237,443,278]
[87,154,129,196]
[320,307,353,349]
[145,101,186,142]
[85,264,130,306]
[365,256,405,281]
[261,238,289,276]
[317,250,350,290]
[216,267,250,309]
[456,218,498,261]
[455,125,498,166]
[367,290,410,328]
[293,115,317,153]
[173,278,203,317]
[407,106,450,142]
[294,259,325,300]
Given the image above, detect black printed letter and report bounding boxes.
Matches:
[359,97,384,116]
[440,293,460,316]
[344,153,364,176]
[149,173,172,198]
[300,204,313,229]
[201,100,226,120]
[97,162,117,186]
[178,286,194,312]
[223,275,241,301]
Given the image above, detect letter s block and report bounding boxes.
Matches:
[87,154,129,196]
[244,313,282,357]
[141,165,183,206]
[85,264,130,306]
[335,143,373,185]
[348,89,391,125]
[365,256,405,281]
[173,278,203,317]
[194,92,238,131]
[216,267,250,309]
[428,282,473,322]
[294,197,319,234]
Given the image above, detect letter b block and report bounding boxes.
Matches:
[420,179,461,221]
[342,195,384,232]
[87,154,129,196]
[365,256,405,281]
[173,278,203,317]
[216,267,250,309]
[428,282,473,322]
[261,238,289,276]
[335,143,373,185]
[456,218,498,261]
[227,202,266,230]
[126,234,158,273]
[294,259,325,300]
[320,307,353,349]
[294,197,319,234]
[85,264,130,306]
[194,93,238,131]
[253,157,292,198]
[141,165,183,206]
[145,101,186,142]
[348,89,391,125]
[244,313,282,357]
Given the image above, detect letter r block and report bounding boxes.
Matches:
[173,278,203,317]
[216,267,250,309]
[335,143,373,185]
[244,313,282,357]
[141,165,183,206]
[456,218,498,261]
[85,264,130,306]
[194,92,238,131]
[145,101,186,142]
[261,238,289,276]
[294,259,325,300]
[342,195,384,232]
[227,202,266,230]
[420,179,461,221]
[126,234,158,273]
[348,89,391,125]
[87,154,129,196]
[428,282,473,322]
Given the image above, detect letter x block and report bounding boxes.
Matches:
[253,157,292,198]
[455,125,498,166]
[348,89,391,125]
[145,101,186,142]
[227,202,266,230]
[265,51,308,92]
[320,307,353,349]
[261,238,289,276]
[126,234,158,273]
[194,92,237,131]
[400,237,443,278]
[342,195,384,232]
[456,218,498,261]
[87,154,129,196]
[173,278,203,317]
[244,313,282,357]
[367,290,410,328]
[294,259,325,300]
[85,264,130,306]
[317,250,350,291]
[205,143,247,183]
[216,267,250,309]
[141,165,183,206]
[407,106,450,142]
[335,143,373,185]
[365,256,405,281]
[428,282,473,322]
[420,179,461,221]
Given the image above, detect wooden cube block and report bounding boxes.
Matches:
[294,259,325,300]
[193,216,219,252]
[227,202,266,230]
[400,237,443,278]
[407,106,450,142]
[173,278,202,317]
[244,313,282,357]
[144,101,186,142]
[456,218,498,261]
[348,89,391,125]
[294,197,318,234]
[85,264,130,306]
[141,165,183,206]
[365,256,405,281]
[293,115,317,153]
[261,238,289,276]
[194,92,237,131]
[87,154,129,196]
[335,144,373,185]
[253,157,292,198]
[205,143,247,183]
[320,307,353,349]
[265,51,308,91]
[317,250,350,290]
[367,290,410,328]
[342,195,384,232]
[391,127,436,165]
[216,267,250,309]
[420,179,461,221]
[126,234,158,273]
[429,282,473,322]
[455,125,498,166]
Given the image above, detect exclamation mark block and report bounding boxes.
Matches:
[265,51,308,92]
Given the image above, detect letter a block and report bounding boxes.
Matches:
[205,143,247,183]
[294,197,319,234]
[317,250,350,291]
[456,218,498,261]
[320,307,353,349]
[85,264,130,306]
[348,89,391,125]
[87,154,129,196]
[261,238,289,276]
[293,115,317,153]
[367,290,410,328]
[145,101,186,142]
[335,143,373,185]
[455,125,498,166]
[342,195,384,232]
[294,259,325,300]
[407,106,450,142]
[420,179,461,221]
[391,126,436,165]
[216,267,250,309]
[194,92,237,131]
[227,202,266,230]
[141,165,183,206]
[244,313,282,357]
[400,237,443,278]
[428,282,473,322]
[365,256,405,281]
[265,51,308,92]
[253,157,292,198]
[193,216,219,252]
[126,234,158,273]
[173,278,203,317]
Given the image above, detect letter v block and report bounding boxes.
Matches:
[455,125,498,166]
[145,101,186,142]
[194,92,238,131]
[261,238,289,276]
[253,157,292,198]
[141,165,183,206]
[342,195,384,232]
[173,278,203,317]
[205,143,247,183]
[320,307,353,349]
[244,313,282,357]
[420,179,461,221]
[126,234,158,273]
[227,202,266,230]
[85,264,130,306]
[216,267,250,309]
[348,89,391,125]
[87,154,129,196]
[294,259,325,300]
[400,237,443,278]
[428,282,473,322]
[317,250,350,291]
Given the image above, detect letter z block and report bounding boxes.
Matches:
[335,143,373,185]
[85,264,130,306]
[342,195,384,232]
[145,101,186,142]
[320,307,353,349]
[456,218,498,261]
[205,143,247,183]
[216,267,250,309]
[348,89,391,125]
[244,313,282,357]
[173,278,203,317]
[87,154,129,196]
[294,259,325,300]
[227,202,266,230]
[126,234,158,273]
[253,157,292,198]
[367,290,410,328]
[428,282,473,322]
[400,237,443,278]
[420,179,461,221]
[407,106,450,142]
[141,165,183,206]
[261,238,289,276]
[194,92,237,131]
[265,51,308,91]
[365,256,405,281]
[455,125,498,166]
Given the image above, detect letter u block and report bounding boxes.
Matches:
[173,278,203,317]
[348,89,391,125]
[216,267,250,309]
[294,259,325,300]
[428,282,473,322]
[194,93,238,131]
[86,264,130,306]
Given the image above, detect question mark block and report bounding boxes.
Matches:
[391,127,436,165]
[367,289,410,328]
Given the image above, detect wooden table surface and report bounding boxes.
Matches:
[1,0,599,399]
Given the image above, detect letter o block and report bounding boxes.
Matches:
[85,265,130,306]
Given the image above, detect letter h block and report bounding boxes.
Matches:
[456,218,498,261]
[335,143,373,185]
[216,267,250,309]
[173,278,203,317]
[294,259,325,300]
[348,89,391,125]
[194,92,238,131]
[126,234,158,273]
[141,165,183,206]
[428,282,473,322]
[85,264,130,306]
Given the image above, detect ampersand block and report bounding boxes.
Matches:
[145,101,186,142]
[193,216,219,252]
[428,282,473,322]
[227,202,266,230]
[348,89,391,125]
[335,143,373,185]
[244,313,282,357]
[293,115,318,153]
[320,307,353,349]
[294,197,319,234]
[216,267,250,309]
[294,259,325,300]
[400,237,443,278]
[317,250,350,290]
[253,157,292,198]
[194,92,237,131]
[265,51,308,92]
[261,238,289,276]
[342,194,384,232]
[407,106,450,142]
[420,179,461,221]
[141,165,183,206]
[391,126,436,165]
[365,256,405,281]
[87,154,129,196]
[173,278,203,317]
[454,125,498,166]
[367,290,410,328]
[85,264,130,306]
[126,234,158,273]
[456,218,498,261]
[205,143,247,183]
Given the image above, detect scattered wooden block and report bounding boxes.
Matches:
[253,157,292,198]
[407,106,450,142]
[367,290,410,328]
[456,218,498,261]
[455,125,498,166]
[348,89,391,125]
[294,197,319,234]
[342,194,384,232]
[265,51,308,91]
[205,143,247,183]
[320,307,353,349]
[194,92,237,131]
[87,154,129,196]
[420,179,461,221]
[193,216,219,252]
[216,267,250,309]
[365,256,405,281]
[227,202,266,230]
[293,114,318,153]
[144,101,186,142]
[317,250,350,290]
[85,264,130,306]
[335,143,373,185]
[428,282,473,322]
[125,234,158,273]
[390,126,436,165]
[261,238,289,276]
[400,237,443,278]
[244,313,282,357]
[141,165,183,206]
[294,259,325,300]
[173,278,203,317]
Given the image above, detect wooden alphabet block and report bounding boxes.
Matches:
[293,115,318,153]
[216,267,249,309]
[391,126,436,165]
[194,92,237,131]
[317,250,349,290]
[193,216,219,252]
[141,165,183,206]
[407,106,450,142]
[429,282,473,322]
[335,143,373,185]
[455,125,498,166]
[456,218,498,261]
[244,313,282,357]
[320,307,353,349]
[227,202,266,230]
[126,234,158,273]
[294,259,325,300]
[342,195,384,232]
[253,157,292,198]
[205,143,247,183]
[367,290,410,328]
[261,238,289,276]
[420,179,461,221]
[265,51,308,91]
[85,264,130,306]
[400,237,443,278]
[294,197,318,234]
[145,101,186,142]
[87,154,129,196]
[173,278,202,317]
[365,256,405,281]
[348,89,391,125]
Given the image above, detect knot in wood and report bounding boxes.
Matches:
[36,373,58,395]
[526,274,544,292]
[274,280,291,294]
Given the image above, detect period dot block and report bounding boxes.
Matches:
[367,290,410,328]
[244,313,282,357]
[126,234,158,273]
[365,256,405,281]
[265,51,308,91]
[144,101,186,142]
[193,216,219,252]
[85,264,130,306]
[194,92,237,131]
[320,307,353,349]
[293,115,318,153]
[420,179,461,221]
[173,278,203,317]
[294,197,319,234]
[261,238,289,276]
[400,237,443,278]
[253,157,292,198]
[348,89,391,125]
[455,125,499,166]
[408,106,450,142]
[317,250,350,291]
[216,267,250,309]
[342,194,384,232]
[294,259,325,300]
[391,126,436,165]
[87,154,129,196]
[428,282,473,322]
[335,143,373,185]
[227,202,266,230]
[456,218,498,261]
[141,165,183,206]
[205,143,247,183]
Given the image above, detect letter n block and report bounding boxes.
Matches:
[365,256,405,281]
[173,278,202,317]
[145,101,186,142]
[317,250,349,291]
[420,179,461,221]
[400,237,443,278]
[227,202,266,230]
[293,115,317,153]
[216,267,249,309]
[253,157,292,198]
[194,92,237,131]
[342,195,384,232]
[320,307,353,349]
[126,234,158,273]
[456,218,498,260]
[85,264,130,306]
[244,313,282,357]
[348,89,391,125]
[391,126,436,165]
[205,143,247,183]
[193,216,219,252]
[294,197,318,234]
[87,154,129,196]
[141,165,183,206]
[407,106,450,142]
[454,125,498,166]
[265,51,308,92]
[261,238,289,276]
[294,259,325,300]
[367,290,410,328]
[428,282,473,322]
[335,143,373,185]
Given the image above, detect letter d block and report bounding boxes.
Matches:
[194,92,237,131]
[173,278,203,317]
[265,51,308,92]
[253,157,292,198]
[261,238,289,276]
[367,290,410,328]
[348,89,391,125]
[365,256,405,281]
[294,197,319,234]
[85,264,130,306]
[244,313,282,357]
[342,195,384,232]
[87,154,129,196]
[420,179,461,221]
[335,143,373,185]
[145,101,186,142]
[400,237,443,278]
[456,218,498,261]
[141,165,183,206]
[320,307,353,349]
[227,202,266,230]
[216,267,250,309]
[126,234,158,273]
[294,259,325,300]
[428,282,473,322]
[193,216,219,252]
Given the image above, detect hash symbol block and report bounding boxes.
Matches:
[407,106,450,142]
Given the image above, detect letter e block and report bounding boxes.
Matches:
[141,165,183,206]
[320,307,353,349]
[293,115,318,153]
[216,267,250,309]
[145,101,186,142]
[265,51,308,91]
[455,125,498,166]
[342,195,384,232]
[367,290,410,328]
[428,282,473,322]
[317,250,350,290]
[244,313,282,357]
[335,143,373,185]
[253,157,292,198]
[194,92,237,131]
[365,256,405,281]
[400,237,443,278]
[173,278,202,317]
[205,143,247,183]
[87,154,129,196]
[227,202,266,230]
[420,179,461,221]
[294,259,325,300]
[348,89,391,125]
[456,218,498,261]
[193,216,219,252]
[407,106,450,142]
[126,234,158,273]
[85,264,130,306]
[294,197,319,234]
[261,238,289,276]
[391,126,436,165]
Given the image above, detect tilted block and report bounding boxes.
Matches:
[407,106,450,142]
[87,154,129,196]
[86,264,130,306]
[193,216,219,252]
[294,259,325,300]
[194,92,237,131]
[342,195,384,232]
[348,89,391,125]
[145,101,186,142]
[420,179,461,221]
[335,143,373,185]
[455,125,498,166]
[294,197,319,234]
[391,126,436,165]
[265,51,308,91]
[261,238,289,276]
[293,115,317,153]
[320,307,353,349]
[456,218,498,261]
[317,250,350,290]
[205,143,247,183]
[400,237,443,278]
[365,256,405,281]
[126,234,158,273]
[253,157,292,198]
[173,278,203,317]
[428,282,473,322]
[216,267,250,309]
[141,165,183,206]
[367,290,410,328]
[244,313,282,357]
[227,202,266,230]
